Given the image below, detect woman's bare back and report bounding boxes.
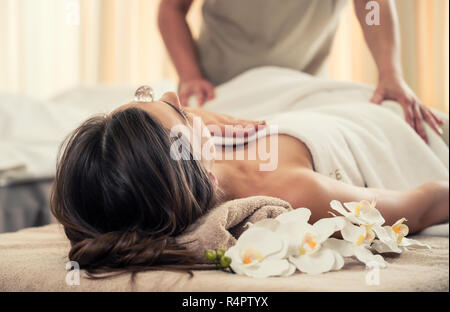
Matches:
[213,134,449,232]
[214,134,315,205]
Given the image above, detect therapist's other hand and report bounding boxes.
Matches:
[186,107,266,138]
[179,78,215,107]
[370,74,443,143]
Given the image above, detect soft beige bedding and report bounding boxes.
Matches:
[0,224,448,292]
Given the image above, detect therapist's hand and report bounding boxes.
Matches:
[370,73,443,143]
[179,78,215,107]
[185,107,266,138]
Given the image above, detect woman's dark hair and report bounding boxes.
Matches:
[51,107,218,276]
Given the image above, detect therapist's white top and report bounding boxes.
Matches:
[196,0,349,85]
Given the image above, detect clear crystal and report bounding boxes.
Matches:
[134,85,154,102]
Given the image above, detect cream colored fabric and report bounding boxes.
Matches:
[177,196,292,262]
[0,223,447,291]
[197,0,348,85]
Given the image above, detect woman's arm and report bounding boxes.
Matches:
[158,0,215,106]
[353,0,443,141]
[291,169,449,233]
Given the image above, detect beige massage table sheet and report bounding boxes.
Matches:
[0,224,448,292]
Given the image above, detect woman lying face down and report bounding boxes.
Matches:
[51,91,449,274]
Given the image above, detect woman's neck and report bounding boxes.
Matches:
[211,161,237,202]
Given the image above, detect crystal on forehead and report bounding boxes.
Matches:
[134,85,154,102]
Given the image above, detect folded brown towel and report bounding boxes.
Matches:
[176,196,293,262]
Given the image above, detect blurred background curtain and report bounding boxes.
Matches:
[0,0,448,113]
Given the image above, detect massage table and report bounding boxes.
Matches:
[0,223,448,292]
[0,178,53,233]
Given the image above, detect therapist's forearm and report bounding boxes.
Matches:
[354,0,402,77]
[158,0,203,81]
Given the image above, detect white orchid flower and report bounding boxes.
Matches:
[224,225,295,278]
[286,220,349,274]
[330,199,385,226]
[226,200,430,278]
[341,219,376,247]
[250,208,312,256]
[267,209,348,274]
[371,218,431,253]
[251,208,348,274]
[323,238,387,269]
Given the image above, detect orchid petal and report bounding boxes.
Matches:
[332,250,345,271]
[276,220,313,238]
[289,248,336,274]
[392,217,408,228]
[276,208,311,225]
[372,225,402,253]
[281,263,297,277]
[313,216,346,243]
[392,218,409,238]
[400,237,431,249]
[371,240,403,254]
[276,221,316,256]
[352,245,387,268]
[235,227,283,258]
[240,259,293,278]
[330,200,350,215]
[326,238,387,268]
[323,238,355,257]
[359,205,385,225]
[268,235,291,259]
[343,202,360,215]
[330,200,361,224]
[341,221,366,245]
[225,246,246,274]
[251,218,281,232]
[341,200,385,226]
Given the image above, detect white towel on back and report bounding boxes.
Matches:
[205,66,449,191]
